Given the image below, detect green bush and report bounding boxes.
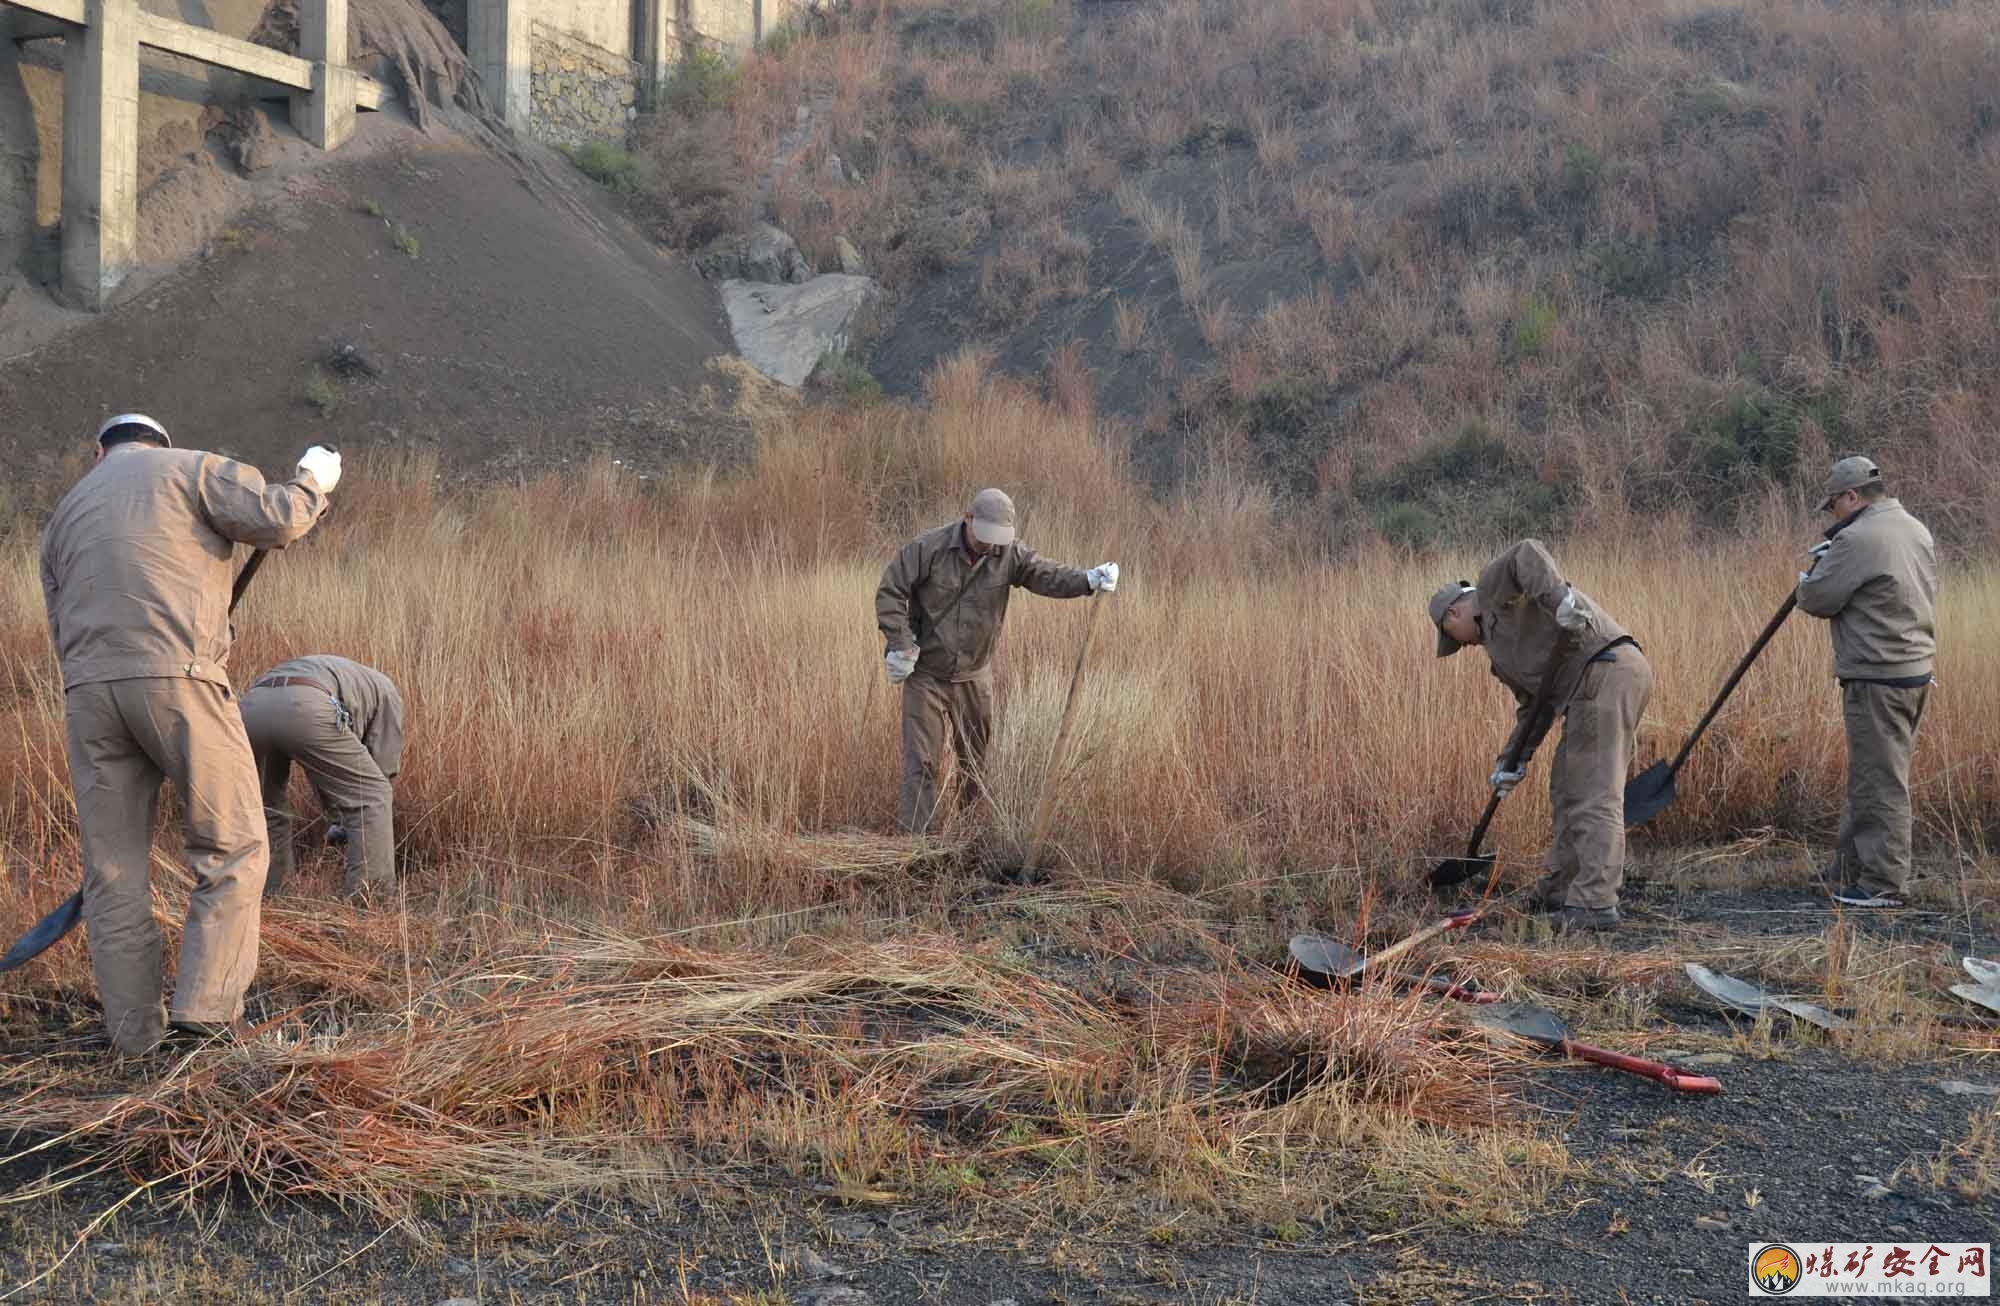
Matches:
[813,353,883,400]
[566,141,655,194]
[660,48,737,115]
[1507,293,1556,360]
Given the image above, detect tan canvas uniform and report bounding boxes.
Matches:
[241,654,404,897]
[1796,498,1937,895]
[40,444,328,1054]
[875,522,1092,832]
[1467,541,1653,911]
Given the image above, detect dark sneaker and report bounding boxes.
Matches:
[168,1019,242,1039]
[1548,905,1619,932]
[1830,882,1905,908]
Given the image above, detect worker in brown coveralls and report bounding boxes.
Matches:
[39,414,338,1053]
[1796,456,1937,908]
[1427,540,1653,931]
[241,654,404,900]
[875,488,1119,834]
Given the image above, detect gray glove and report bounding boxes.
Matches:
[885,648,918,684]
[1490,765,1525,798]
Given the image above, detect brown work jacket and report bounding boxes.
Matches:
[40,445,328,692]
[875,521,1092,682]
[253,654,406,778]
[1474,539,1632,765]
[1796,497,1936,681]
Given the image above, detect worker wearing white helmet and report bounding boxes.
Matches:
[39,413,341,1053]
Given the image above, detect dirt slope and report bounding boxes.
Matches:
[0,114,735,508]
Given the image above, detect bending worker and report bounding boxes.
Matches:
[1796,456,1936,909]
[1428,540,1652,931]
[39,415,338,1053]
[875,488,1118,834]
[241,654,404,899]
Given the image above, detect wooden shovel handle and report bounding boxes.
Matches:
[1357,910,1479,977]
[1562,1039,1723,1094]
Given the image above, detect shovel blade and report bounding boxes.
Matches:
[1951,984,2000,1019]
[1469,999,1570,1048]
[1623,761,1676,826]
[0,891,82,975]
[1428,852,1495,892]
[1288,933,1365,987]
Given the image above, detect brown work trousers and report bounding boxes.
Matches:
[63,678,267,1056]
[897,670,995,834]
[1832,680,1927,894]
[241,686,395,896]
[1533,647,1654,912]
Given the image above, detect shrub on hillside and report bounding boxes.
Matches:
[566,141,655,195]
[632,112,754,249]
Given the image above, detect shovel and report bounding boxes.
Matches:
[1684,961,1848,1032]
[1430,635,1575,892]
[1288,908,1492,1001]
[1952,957,2000,1019]
[0,547,271,976]
[1472,1000,1724,1094]
[1625,593,1796,826]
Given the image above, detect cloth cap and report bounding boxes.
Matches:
[967,487,1016,547]
[1428,581,1476,658]
[1818,455,1880,511]
[95,413,171,447]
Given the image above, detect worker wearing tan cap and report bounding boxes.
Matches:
[1427,541,1652,930]
[1797,456,1936,908]
[874,489,1118,834]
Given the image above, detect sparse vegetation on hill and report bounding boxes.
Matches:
[629,0,2000,543]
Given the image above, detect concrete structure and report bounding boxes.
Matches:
[473,0,803,142]
[3,0,385,308]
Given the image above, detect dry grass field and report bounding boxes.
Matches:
[0,364,1994,1303]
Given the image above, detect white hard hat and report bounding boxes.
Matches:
[95,413,171,446]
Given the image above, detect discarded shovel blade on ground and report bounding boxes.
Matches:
[1469,999,1723,1094]
[1950,959,2000,1019]
[1287,930,1497,1004]
[1684,962,1849,1032]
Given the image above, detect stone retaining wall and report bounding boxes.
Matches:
[528,21,637,147]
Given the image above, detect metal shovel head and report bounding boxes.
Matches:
[1428,851,1495,892]
[1950,984,2000,1020]
[1685,963,1847,1032]
[1623,760,1676,826]
[1468,999,1570,1048]
[0,891,82,975]
[1965,957,2000,988]
[1287,933,1365,988]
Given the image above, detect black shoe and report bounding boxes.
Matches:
[1548,905,1619,932]
[169,1018,246,1039]
[1830,882,1905,908]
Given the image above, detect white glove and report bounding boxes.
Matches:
[885,648,918,684]
[1490,766,1525,797]
[1554,586,1592,632]
[298,445,342,493]
[1086,562,1119,593]
[1806,540,1833,559]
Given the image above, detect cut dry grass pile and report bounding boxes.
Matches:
[0,912,1539,1230]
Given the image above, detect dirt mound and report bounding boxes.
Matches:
[0,117,736,504]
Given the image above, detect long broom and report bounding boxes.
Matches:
[1016,590,1106,879]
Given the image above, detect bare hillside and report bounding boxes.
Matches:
[0,114,735,514]
[627,0,2000,545]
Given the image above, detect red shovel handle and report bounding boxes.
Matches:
[1563,1039,1723,1095]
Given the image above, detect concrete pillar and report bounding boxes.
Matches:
[290,0,355,149]
[60,0,138,311]
[468,0,530,133]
